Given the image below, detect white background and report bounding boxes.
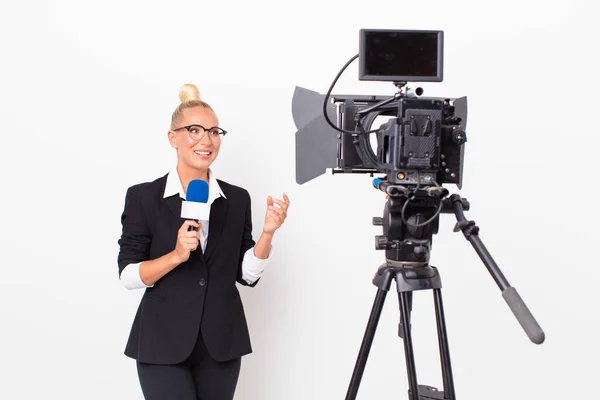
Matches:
[1,0,598,399]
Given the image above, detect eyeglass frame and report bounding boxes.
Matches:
[172,124,227,141]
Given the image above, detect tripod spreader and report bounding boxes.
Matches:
[448,194,545,345]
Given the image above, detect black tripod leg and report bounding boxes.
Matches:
[399,291,420,400]
[345,288,388,400]
[398,292,413,338]
[433,288,456,400]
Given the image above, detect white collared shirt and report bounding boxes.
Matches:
[119,168,272,289]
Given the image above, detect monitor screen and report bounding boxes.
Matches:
[359,29,443,82]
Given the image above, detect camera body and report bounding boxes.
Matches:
[292,29,468,189]
[336,92,467,188]
[337,29,467,189]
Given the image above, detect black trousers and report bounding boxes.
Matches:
[136,331,242,400]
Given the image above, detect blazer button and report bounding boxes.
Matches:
[199,278,206,286]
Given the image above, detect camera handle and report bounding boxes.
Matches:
[447,194,545,344]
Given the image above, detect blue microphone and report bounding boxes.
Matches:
[181,179,210,232]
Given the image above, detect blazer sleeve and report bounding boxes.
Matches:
[237,189,259,287]
[117,186,152,277]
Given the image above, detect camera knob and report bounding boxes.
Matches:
[375,235,388,250]
[373,217,383,226]
[414,245,429,261]
[452,129,467,145]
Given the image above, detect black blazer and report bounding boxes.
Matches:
[117,174,259,364]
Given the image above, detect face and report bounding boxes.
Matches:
[168,107,222,172]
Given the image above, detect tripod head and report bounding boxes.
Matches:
[372,178,469,267]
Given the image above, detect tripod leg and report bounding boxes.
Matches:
[398,292,413,339]
[345,289,388,400]
[399,291,420,400]
[433,288,456,400]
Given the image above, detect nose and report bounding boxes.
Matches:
[199,131,212,145]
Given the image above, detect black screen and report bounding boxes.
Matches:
[360,30,442,81]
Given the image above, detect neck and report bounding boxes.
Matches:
[177,163,209,194]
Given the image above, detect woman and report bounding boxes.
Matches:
[117,84,289,399]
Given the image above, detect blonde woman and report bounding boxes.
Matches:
[117,84,289,399]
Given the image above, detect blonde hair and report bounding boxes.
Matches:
[170,84,213,129]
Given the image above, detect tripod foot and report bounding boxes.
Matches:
[413,385,445,400]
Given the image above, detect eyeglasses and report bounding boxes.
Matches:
[173,124,227,141]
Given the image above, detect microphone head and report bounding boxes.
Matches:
[181,179,210,220]
[187,179,209,203]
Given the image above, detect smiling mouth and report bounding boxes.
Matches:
[194,150,212,157]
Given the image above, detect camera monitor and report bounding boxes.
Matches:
[359,29,443,82]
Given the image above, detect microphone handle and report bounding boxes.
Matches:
[188,219,199,231]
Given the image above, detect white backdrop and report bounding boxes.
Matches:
[1,0,598,399]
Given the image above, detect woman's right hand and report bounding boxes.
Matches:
[173,220,201,264]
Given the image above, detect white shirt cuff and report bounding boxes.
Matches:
[120,262,154,290]
[241,246,273,284]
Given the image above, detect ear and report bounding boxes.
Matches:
[167,130,178,149]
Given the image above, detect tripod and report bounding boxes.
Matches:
[346,263,454,400]
[345,190,545,400]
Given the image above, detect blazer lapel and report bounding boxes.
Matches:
[164,195,182,222]
[204,195,227,260]
[157,173,182,223]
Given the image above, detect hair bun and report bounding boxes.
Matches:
[179,84,201,103]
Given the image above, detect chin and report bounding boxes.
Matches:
[195,159,214,169]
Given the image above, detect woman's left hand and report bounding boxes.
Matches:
[263,193,290,235]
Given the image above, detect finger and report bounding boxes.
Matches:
[272,205,287,218]
[181,227,202,238]
[182,237,200,245]
[182,231,201,239]
[268,210,283,223]
[272,199,287,209]
[269,205,285,216]
[267,209,284,222]
[180,220,201,231]
[184,220,200,227]
[182,243,199,252]
[272,200,289,214]
[182,235,200,242]
[283,193,290,204]
[181,232,200,241]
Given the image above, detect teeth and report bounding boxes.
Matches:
[195,151,210,155]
